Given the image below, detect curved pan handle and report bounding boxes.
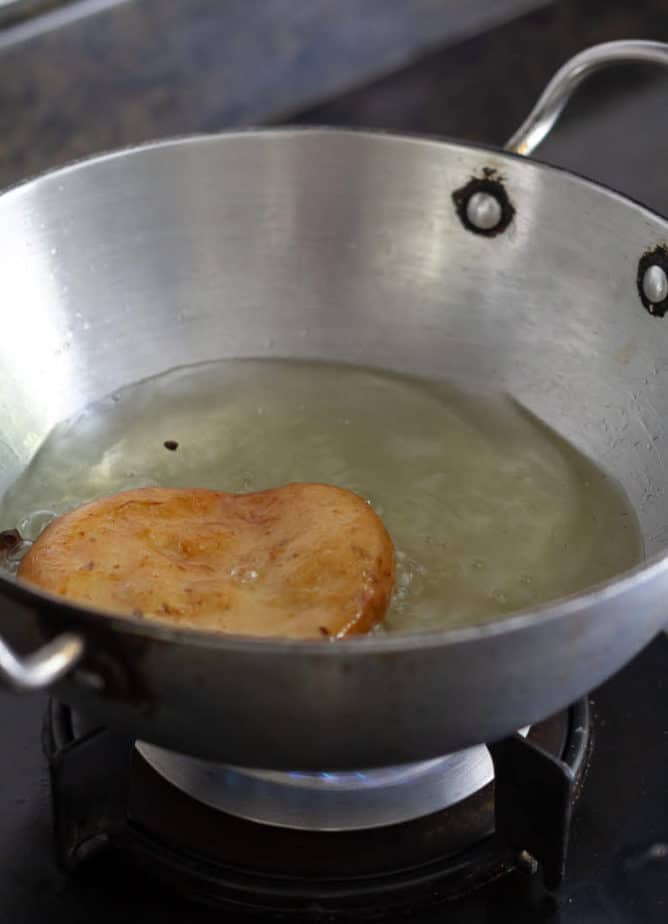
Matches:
[0,632,84,691]
[506,40,668,157]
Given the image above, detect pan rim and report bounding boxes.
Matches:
[5,548,668,654]
[2,123,667,222]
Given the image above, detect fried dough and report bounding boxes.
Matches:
[19,484,395,639]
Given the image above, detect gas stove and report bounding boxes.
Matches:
[1,634,666,922]
[44,698,588,917]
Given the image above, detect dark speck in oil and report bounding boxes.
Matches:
[0,529,21,553]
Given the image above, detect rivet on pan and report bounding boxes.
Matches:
[642,265,668,305]
[637,245,668,317]
[452,172,515,237]
[466,191,503,232]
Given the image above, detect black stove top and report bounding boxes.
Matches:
[0,634,666,923]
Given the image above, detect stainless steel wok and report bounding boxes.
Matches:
[1,41,667,770]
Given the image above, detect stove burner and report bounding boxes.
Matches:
[44,700,590,917]
[136,731,523,830]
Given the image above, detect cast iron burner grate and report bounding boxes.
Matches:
[44,700,589,919]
